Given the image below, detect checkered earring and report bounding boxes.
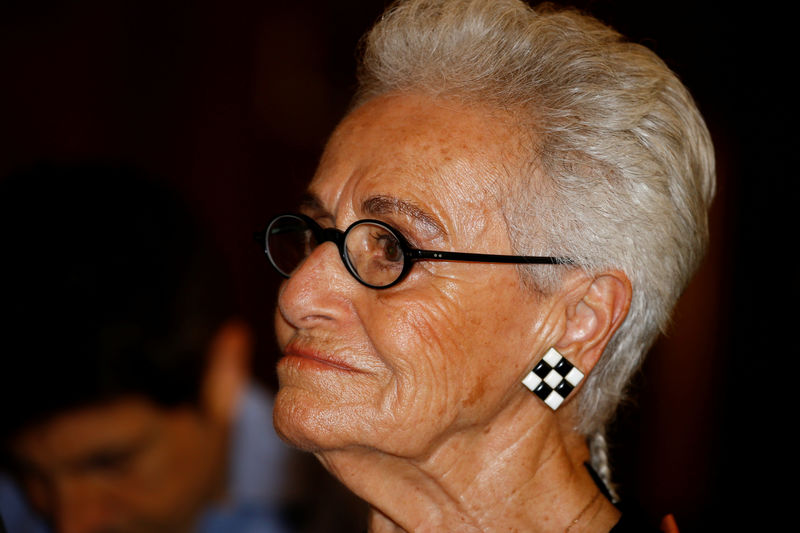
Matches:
[521,347,584,410]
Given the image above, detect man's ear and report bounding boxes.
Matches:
[202,319,252,423]
[555,271,632,374]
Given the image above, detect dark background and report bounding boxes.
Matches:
[0,1,795,531]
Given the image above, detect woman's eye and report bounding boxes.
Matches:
[379,235,403,262]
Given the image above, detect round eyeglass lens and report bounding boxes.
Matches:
[266,215,317,277]
[344,222,406,287]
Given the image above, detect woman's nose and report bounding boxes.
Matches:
[276,240,356,330]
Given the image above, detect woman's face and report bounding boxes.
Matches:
[273,93,555,457]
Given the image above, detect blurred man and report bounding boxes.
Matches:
[0,163,290,533]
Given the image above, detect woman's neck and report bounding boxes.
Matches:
[315,403,620,532]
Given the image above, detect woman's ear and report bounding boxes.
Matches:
[201,319,253,424]
[555,271,632,374]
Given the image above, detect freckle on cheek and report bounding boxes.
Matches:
[463,372,487,408]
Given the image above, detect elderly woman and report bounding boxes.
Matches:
[260,0,715,531]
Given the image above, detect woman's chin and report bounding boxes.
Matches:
[272,384,359,452]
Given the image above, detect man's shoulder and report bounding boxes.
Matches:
[0,474,49,533]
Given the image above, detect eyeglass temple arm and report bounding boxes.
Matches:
[407,249,573,265]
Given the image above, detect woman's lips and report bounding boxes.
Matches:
[281,342,363,372]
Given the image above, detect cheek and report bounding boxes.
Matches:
[369,279,537,419]
[123,417,223,520]
[367,284,499,419]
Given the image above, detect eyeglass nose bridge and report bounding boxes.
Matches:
[312,225,347,264]
[318,225,345,247]
[308,224,360,280]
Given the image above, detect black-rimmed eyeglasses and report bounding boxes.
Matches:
[257,213,572,289]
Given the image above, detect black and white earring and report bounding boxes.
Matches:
[521,347,584,410]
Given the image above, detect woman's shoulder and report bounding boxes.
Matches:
[583,464,679,533]
[610,504,679,533]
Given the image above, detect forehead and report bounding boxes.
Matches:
[309,93,524,226]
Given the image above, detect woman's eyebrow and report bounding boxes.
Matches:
[362,195,446,237]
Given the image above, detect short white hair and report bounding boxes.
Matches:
[354,0,716,492]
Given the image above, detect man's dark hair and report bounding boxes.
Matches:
[0,161,235,445]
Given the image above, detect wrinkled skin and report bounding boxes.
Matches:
[273,92,554,458]
[272,93,628,532]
